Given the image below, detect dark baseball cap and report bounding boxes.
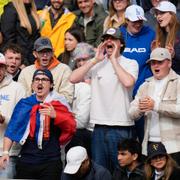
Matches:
[32,69,53,83]
[34,37,53,52]
[147,142,167,161]
[101,28,123,41]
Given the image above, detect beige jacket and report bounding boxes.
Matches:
[129,70,180,155]
[18,63,74,104]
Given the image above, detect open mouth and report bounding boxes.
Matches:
[37,85,43,92]
[154,69,160,73]
[107,45,113,49]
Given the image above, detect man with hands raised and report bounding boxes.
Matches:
[70,27,139,172]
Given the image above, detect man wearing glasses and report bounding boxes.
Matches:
[0,69,76,179]
[18,37,74,104]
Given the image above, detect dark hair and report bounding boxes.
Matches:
[2,43,23,64]
[61,27,85,65]
[118,139,142,161]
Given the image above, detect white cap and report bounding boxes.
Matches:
[0,53,6,65]
[64,146,88,174]
[146,48,171,63]
[125,5,147,22]
[153,1,176,14]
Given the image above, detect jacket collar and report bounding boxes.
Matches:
[146,69,178,83]
[35,56,60,70]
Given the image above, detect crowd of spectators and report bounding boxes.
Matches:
[0,0,180,179]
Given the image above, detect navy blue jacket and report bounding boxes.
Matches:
[61,161,112,180]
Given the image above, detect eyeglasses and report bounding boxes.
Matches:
[33,77,50,83]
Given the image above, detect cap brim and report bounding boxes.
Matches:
[128,16,147,22]
[35,46,53,52]
[101,34,119,41]
[147,152,167,161]
[64,163,81,174]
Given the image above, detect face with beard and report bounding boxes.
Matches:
[51,0,64,10]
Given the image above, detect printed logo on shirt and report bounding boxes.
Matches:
[124,48,146,53]
[0,94,10,105]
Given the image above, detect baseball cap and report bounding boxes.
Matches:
[0,53,6,65]
[146,48,171,63]
[64,146,88,174]
[101,28,123,41]
[152,1,176,14]
[125,5,147,22]
[34,37,53,52]
[72,42,95,61]
[32,69,53,83]
[147,142,167,160]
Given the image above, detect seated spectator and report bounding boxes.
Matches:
[145,142,180,180]
[60,27,85,70]
[65,42,95,157]
[61,146,112,180]
[2,43,23,81]
[129,47,180,165]
[0,69,76,180]
[113,138,145,180]
[75,0,107,47]
[1,0,40,65]
[18,37,74,104]
[103,0,130,31]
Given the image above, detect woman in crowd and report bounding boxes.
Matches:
[1,0,41,65]
[60,27,85,70]
[145,142,180,180]
[103,0,130,31]
[153,1,180,74]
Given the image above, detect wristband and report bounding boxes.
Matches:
[91,58,98,65]
[2,151,9,155]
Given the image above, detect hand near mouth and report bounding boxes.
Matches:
[95,42,106,62]
[109,41,119,62]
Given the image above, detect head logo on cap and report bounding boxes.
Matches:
[106,28,116,35]
[136,8,141,16]
[152,144,158,151]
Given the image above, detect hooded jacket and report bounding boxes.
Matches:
[0,73,26,155]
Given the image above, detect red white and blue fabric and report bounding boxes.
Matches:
[5,91,76,149]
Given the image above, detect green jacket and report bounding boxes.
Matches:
[75,3,107,47]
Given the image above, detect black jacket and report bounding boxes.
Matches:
[61,161,112,180]
[113,163,145,180]
[0,2,40,65]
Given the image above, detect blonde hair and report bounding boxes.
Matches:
[145,155,178,180]
[12,0,40,34]
[156,13,180,47]
[105,0,130,28]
